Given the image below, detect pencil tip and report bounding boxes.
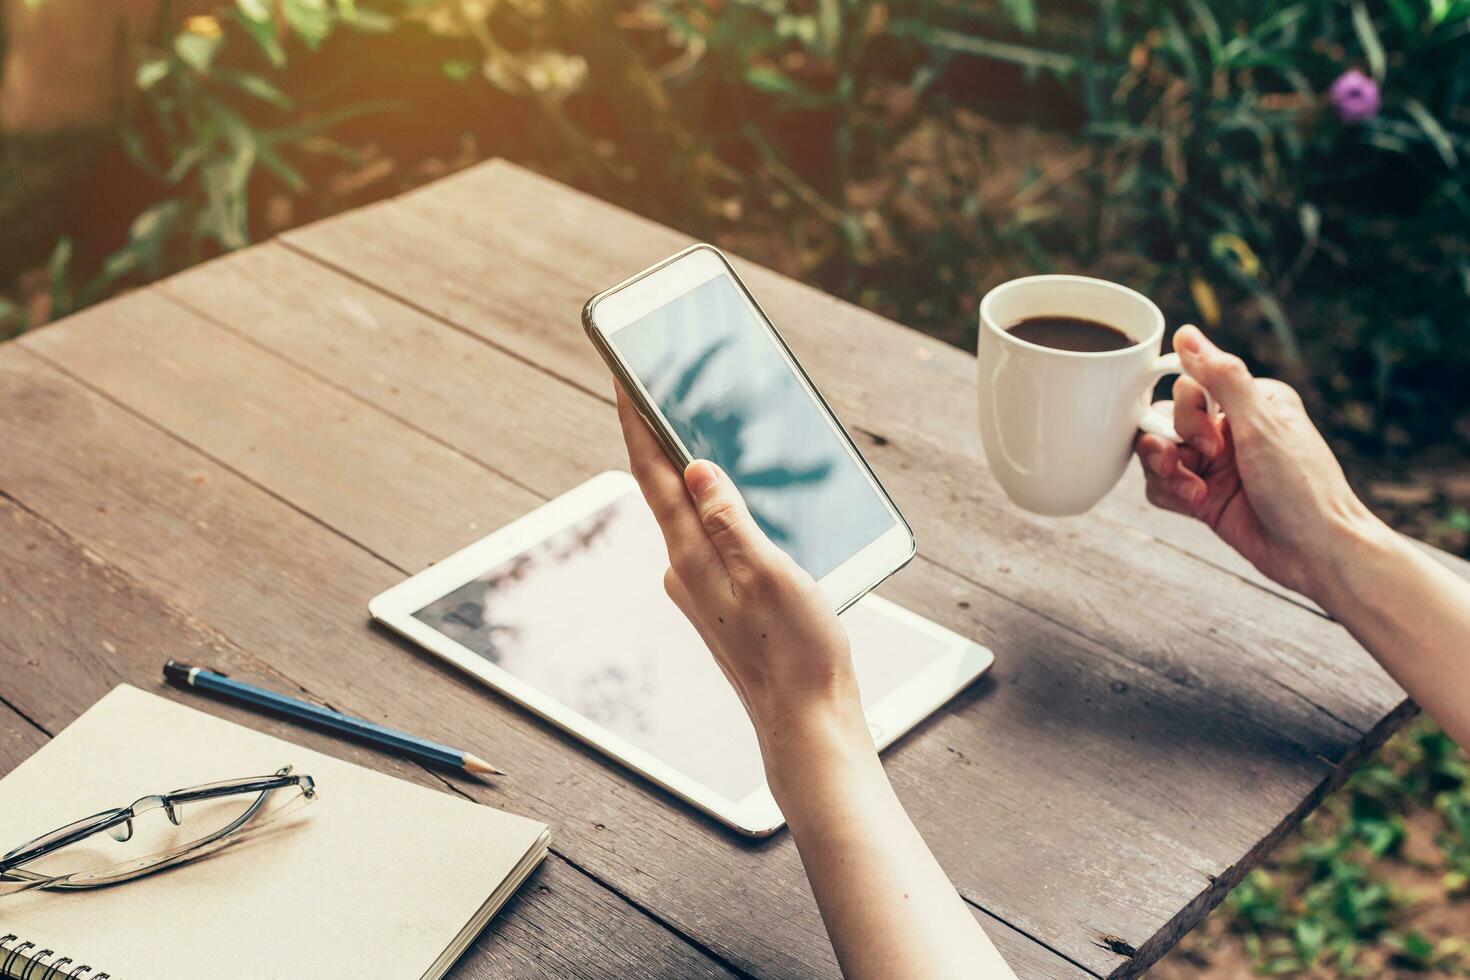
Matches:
[463,753,506,777]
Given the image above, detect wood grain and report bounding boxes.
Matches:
[0,699,47,774]
[0,495,740,979]
[10,269,1388,975]
[280,162,1406,749]
[155,241,629,501]
[3,158,1446,978]
[174,239,1382,767]
[0,343,1085,978]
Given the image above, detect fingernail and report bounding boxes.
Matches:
[685,460,720,496]
[1175,327,1202,354]
[1194,436,1217,459]
[1145,451,1165,476]
[1173,477,1200,503]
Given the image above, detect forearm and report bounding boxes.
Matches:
[1312,517,1470,747]
[765,709,1015,980]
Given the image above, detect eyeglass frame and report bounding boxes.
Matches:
[1,766,315,892]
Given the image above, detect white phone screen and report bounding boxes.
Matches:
[610,273,894,579]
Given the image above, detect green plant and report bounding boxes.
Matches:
[8,1,403,327]
[1216,719,1470,975]
[1082,0,1470,442]
[126,4,397,252]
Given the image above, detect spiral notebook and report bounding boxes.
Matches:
[0,685,550,979]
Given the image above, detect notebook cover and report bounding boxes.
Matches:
[0,685,548,979]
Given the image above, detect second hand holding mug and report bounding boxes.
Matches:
[977,274,1207,517]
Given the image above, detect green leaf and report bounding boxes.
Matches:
[239,12,286,67]
[1255,292,1301,364]
[262,97,405,145]
[136,58,171,91]
[282,0,333,48]
[257,143,307,192]
[218,69,294,109]
[1403,98,1460,167]
[174,31,223,73]
[119,125,163,177]
[197,104,259,250]
[346,8,393,32]
[1293,917,1327,963]
[1351,0,1388,81]
[129,199,184,245]
[48,238,74,318]
[235,0,271,21]
[910,24,1079,76]
[1185,0,1223,64]
[999,0,1037,34]
[1386,930,1436,965]
[201,162,251,249]
[162,140,208,184]
[335,0,357,20]
[442,58,474,83]
[745,65,805,96]
[1385,0,1419,34]
[1299,202,1321,247]
[814,0,840,55]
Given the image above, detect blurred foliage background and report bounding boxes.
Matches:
[1,0,1468,974]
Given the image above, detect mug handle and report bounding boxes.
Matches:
[1138,352,1218,443]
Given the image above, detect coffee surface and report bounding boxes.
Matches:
[1007,316,1134,352]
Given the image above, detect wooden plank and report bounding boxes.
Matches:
[143,246,1391,973]
[277,168,1403,750]
[0,699,47,774]
[0,342,1089,977]
[0,496,740,980]
[7,294,1384,977]
[161,241,1376,765]
[463,858,743,980]
[154,243,628,502]
[16,288,541,574]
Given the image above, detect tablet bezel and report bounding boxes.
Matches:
[369,471,992,837]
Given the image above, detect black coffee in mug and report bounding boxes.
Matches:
[1007,316,1134,353]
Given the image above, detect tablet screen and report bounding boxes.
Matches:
[412,489,947,803]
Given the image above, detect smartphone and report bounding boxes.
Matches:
[582,243,915,612]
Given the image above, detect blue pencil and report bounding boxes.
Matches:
[164,660,506,777]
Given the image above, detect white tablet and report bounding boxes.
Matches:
[369,471,993,836]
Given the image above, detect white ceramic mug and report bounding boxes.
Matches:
[977,275,1189,516]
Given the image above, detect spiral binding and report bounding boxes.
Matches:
[0,935,109,980]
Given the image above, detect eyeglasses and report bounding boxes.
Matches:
[0,766,315,895]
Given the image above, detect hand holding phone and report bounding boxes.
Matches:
[584,244,914,612]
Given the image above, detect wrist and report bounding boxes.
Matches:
[759,699,878,805]
[1304,504,1405,611]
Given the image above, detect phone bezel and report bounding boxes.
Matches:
[583,243,916,613]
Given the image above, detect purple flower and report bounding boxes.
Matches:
[1330,69,1381,123]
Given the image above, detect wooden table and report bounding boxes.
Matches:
[1,160,1455,978]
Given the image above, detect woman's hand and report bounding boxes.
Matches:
[615,384,1017,978]
[1134,325,1385,603]
[614,387,870,783]
[1137,326,1470,751]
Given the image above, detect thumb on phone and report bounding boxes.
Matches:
[684,460,773,575]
